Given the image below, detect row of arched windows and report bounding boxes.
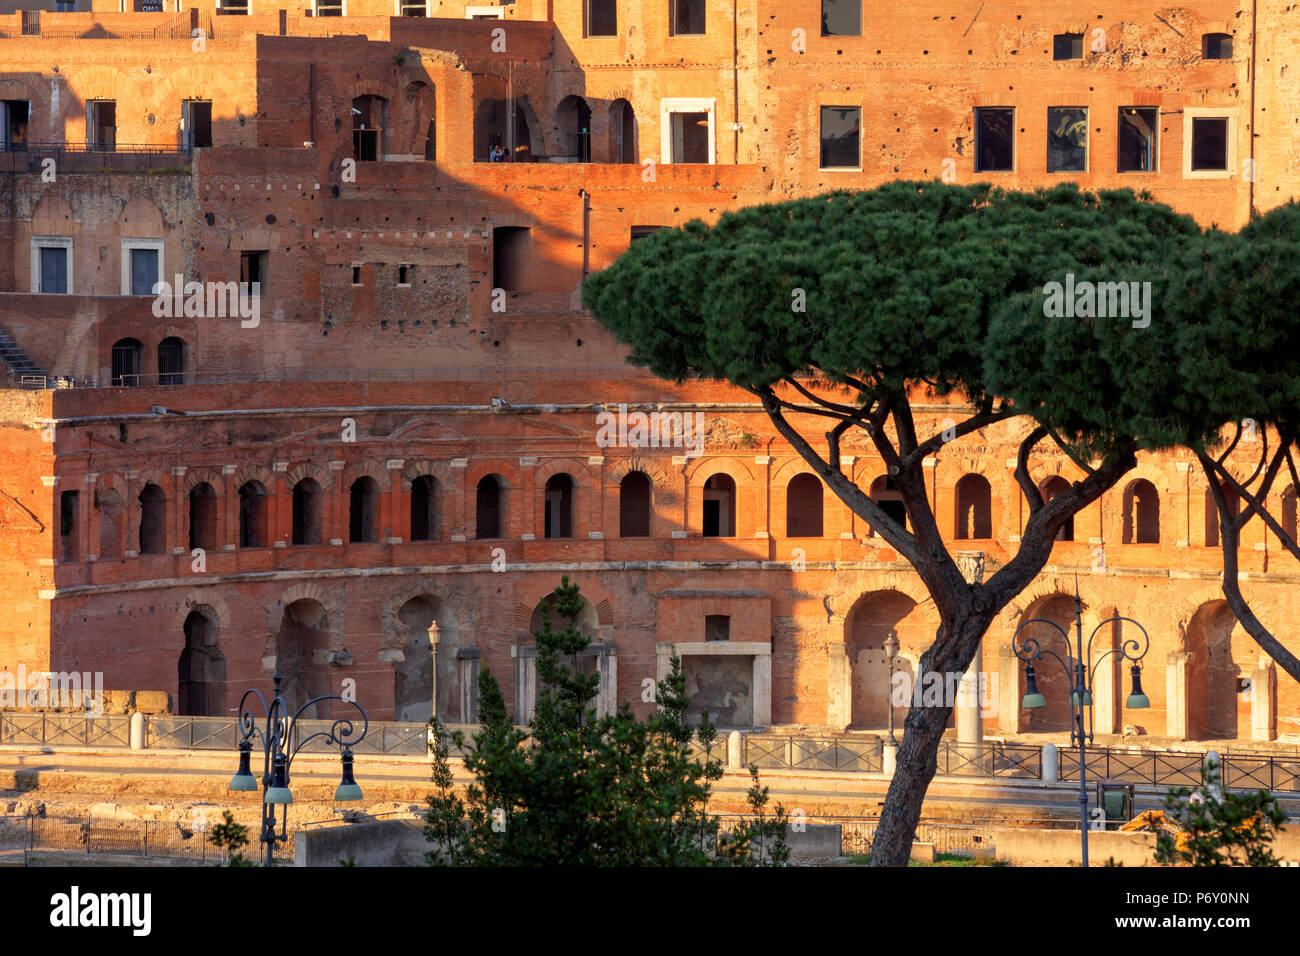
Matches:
[62,468,1279,560]
[111,337,185,387]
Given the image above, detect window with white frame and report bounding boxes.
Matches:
[121,239,164,296]
[1183,108,1236,178]
[31,237,72,294]
[315,0,343,15]
[660,98,716,165]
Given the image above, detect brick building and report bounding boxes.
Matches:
[0,0,1296,743]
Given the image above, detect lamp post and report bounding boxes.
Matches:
[1011,579,1150,868]
[883,630,900,747]
[228,673,369,866]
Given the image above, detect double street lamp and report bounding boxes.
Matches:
[228,673,369,866]
[1011,581,1150,868]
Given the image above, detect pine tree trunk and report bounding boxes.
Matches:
[869,699,951,866]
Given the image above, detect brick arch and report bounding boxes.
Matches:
[1170,587,1233,645]
[1027,461,1087,486]
[264,581,344,636]
[182,467,225,496]
[607,456,670,486]
[152,65,232,104]
[464,460,523,489]
[94,472,129,500]
[946,456,998,481]
[997,575,1087,631]
[1119,461,1173,497]
[403,460,454,485]
[285,462,329,490]
[64,66,137,118]
[380,580,475,653]
[514,575,617,629]
[534,457,594,487]
[342,459,390,491]
[119,197,166,235]
[827,571,937,625]
[30,194,77,233]
[232,463,275,490]
[174,590,234,633]
[770,457,824,484]
[133,468,171,492]
[685,456,756,486]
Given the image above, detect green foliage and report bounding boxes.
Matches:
[339,855,356,867]
[1154,762,1288,867]
[424,576,786,866]
[208,810,253,867]
[714,765,790,866]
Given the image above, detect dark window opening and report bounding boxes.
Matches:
[492,226,530,291]
[955,474,992,539]
[129,246,159,296]
[619,471,651,537]
[238,480,268,548]
[975,107,1014,172]
[702,474,736,538]
[410,475,439,541]
[351,265,362,285]
[60,490,78,562]
[352,95,385,161]
[869,475,908,536]
[786,473,824,537]
[1053,33,1083,60]
[1191,116,1229,171]
[558,95,592,162]
[1047,106,1087,172]
[292,478,322,546]
[472,74,535,163]
[1122,479,1160,544]
[705,614,730,642]
[398,264,409,285]
[672,0,705,35]
[38,245,68,294]
[183,100,212,149]
[1118,107,1158,172]
[612,98,636,164]
[820,106,861,168]
[2,100,28,150]
[586,0,616,36]
[476,475,504,539]
[111,338,143,387]
[1039,476,1074,541]
[821,0,861,36]
[316,0,343,15]
[545,474,575,539]
[630,226,663,243]
[1203,33,1233,59]
[138,483,167,555]
[349,477,380,543]
[189,482,219,551]
[90,100,115,151]
[1205,484,1239,548]
[158,336,185,386]
[400,0,425,14]
[219,0,249,14]
[240,251,266,292]
[669,111,710,163]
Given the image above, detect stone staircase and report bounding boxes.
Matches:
[0,326,51,388]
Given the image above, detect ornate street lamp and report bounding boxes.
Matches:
[1011,578,1149,868]
[228,673,369,866]
[883,630,900,747]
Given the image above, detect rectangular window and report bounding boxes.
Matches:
[315,0,343,15]
[1191,116,1229,171]
[56,0,74,10]
[1118,107,1157,172]
[121,239,163,296]
[401,0,427,14]
[492,227,531,292]
[1053,33,1083,60]
[1,100,28,151]
[630,226,663,242]
[397,264,410,285]
[32,238,72,294]
[821,0,861,36]
[219,0,249,14]
[240,250,267,292]
[89,100,115,152]
[705,615,730,642]
[60,490,78,562]
[820,106,861,168]
[1203,33,1233,59]
[586,0,616,37]
[182,100,213,149]
[974,107,1014,172]
[670,112,709,163]
[351,264,362,285]
[1047,106,1087,172]
[671,0,705,35]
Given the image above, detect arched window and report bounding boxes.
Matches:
[111,338,143,387]
[557,95,592,162]
[410,475,439,542]
[1122,479,1160,544]
[619,471,651,537]
[545,474,575,539]
[611,98,636,164]
[158,336,185,385]
[786,473,824,537]
[188,481,219,551]
[1205,483,1239,548]
[702,474,736,537]
[238,480,268,548]
[954,474,992,539]
[1039,476,1073,542]
[349,476,380,543]
[292,478,322,545]
[60,490,79,562]
[352,95,387,162]
[476,475,504,539]
[178,610,224,717]
[138,482,167,554]
[869,475,907,537]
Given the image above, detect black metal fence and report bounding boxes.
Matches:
[1059,747,1205,788]
[744,734,884,772]
[8,813,292,865]
[0,712,130,748]
[0,143,191,173]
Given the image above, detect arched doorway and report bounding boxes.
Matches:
[844,590,928,730]
[178,610,225,716]
[394,594,462,723]
[1015,595,1077,733]
[610,98,636,163]
[275,599,331,719]
[1186,601,1241,740]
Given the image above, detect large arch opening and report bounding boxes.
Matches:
[188,481,219,552]
[349,476,380,543]
[868,475,907,536]
[1015,595,1076,733]
[275,599,331,720]
[1186,601,1241,740]
[845,590,928,730]
[556,94,592,162]
[97,488,124,558]
[394,594,462,723]
[610,98,636,163]
[410,474,440,542]
[786,473,824,537]
[1122,479,1160,544]
[476,475,505,539]
[292,478,322,545]
[178,609,225,716]
[1039,476,1073,541]
[702,473,736,537]
[544,473,575,538]
[138,482,167,554]
[238,480,268,548]
[619,471,651,537]
[954,473,992,539]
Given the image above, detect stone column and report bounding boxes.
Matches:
[1165,651,1190,739]
[386,459,406,544]
[826,644,852,731]
[595,643,618,719]
[752,650,772,726]
[221,464,237,550]
[955,551,985,748]
[1092,624,1119,737]
[171,466,187,555]
[997,642,1021,735]
[328,461,345,546]
[519,456,537,541]
[449,458,468,541]
[1251,657,1276,742]
[511,645,537,723]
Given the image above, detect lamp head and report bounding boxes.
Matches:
[1021,663,1046,710]
[335,748,363,803]
[265,751,293,805]
[1126,664,1150,709]
[229,738,258,792]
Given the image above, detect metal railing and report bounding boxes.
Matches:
[1222,750,1300,793]
[1059,747,1205,788]
[34,365,642,390]
[743,734,884,773]
[0,712,130,748]
[144,714,241,750]
[936,740,1042,778]
[0,142,191,173]
[13,813,293,865]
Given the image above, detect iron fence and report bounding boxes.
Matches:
[144,715,241,751]
[1059,747,1205,787]
[1221,751,1300,794]
[936,740,1042,778]
[15,813,291,865]
[743,734,884,772]
[0,712,130,747]
[0,143,191,173]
